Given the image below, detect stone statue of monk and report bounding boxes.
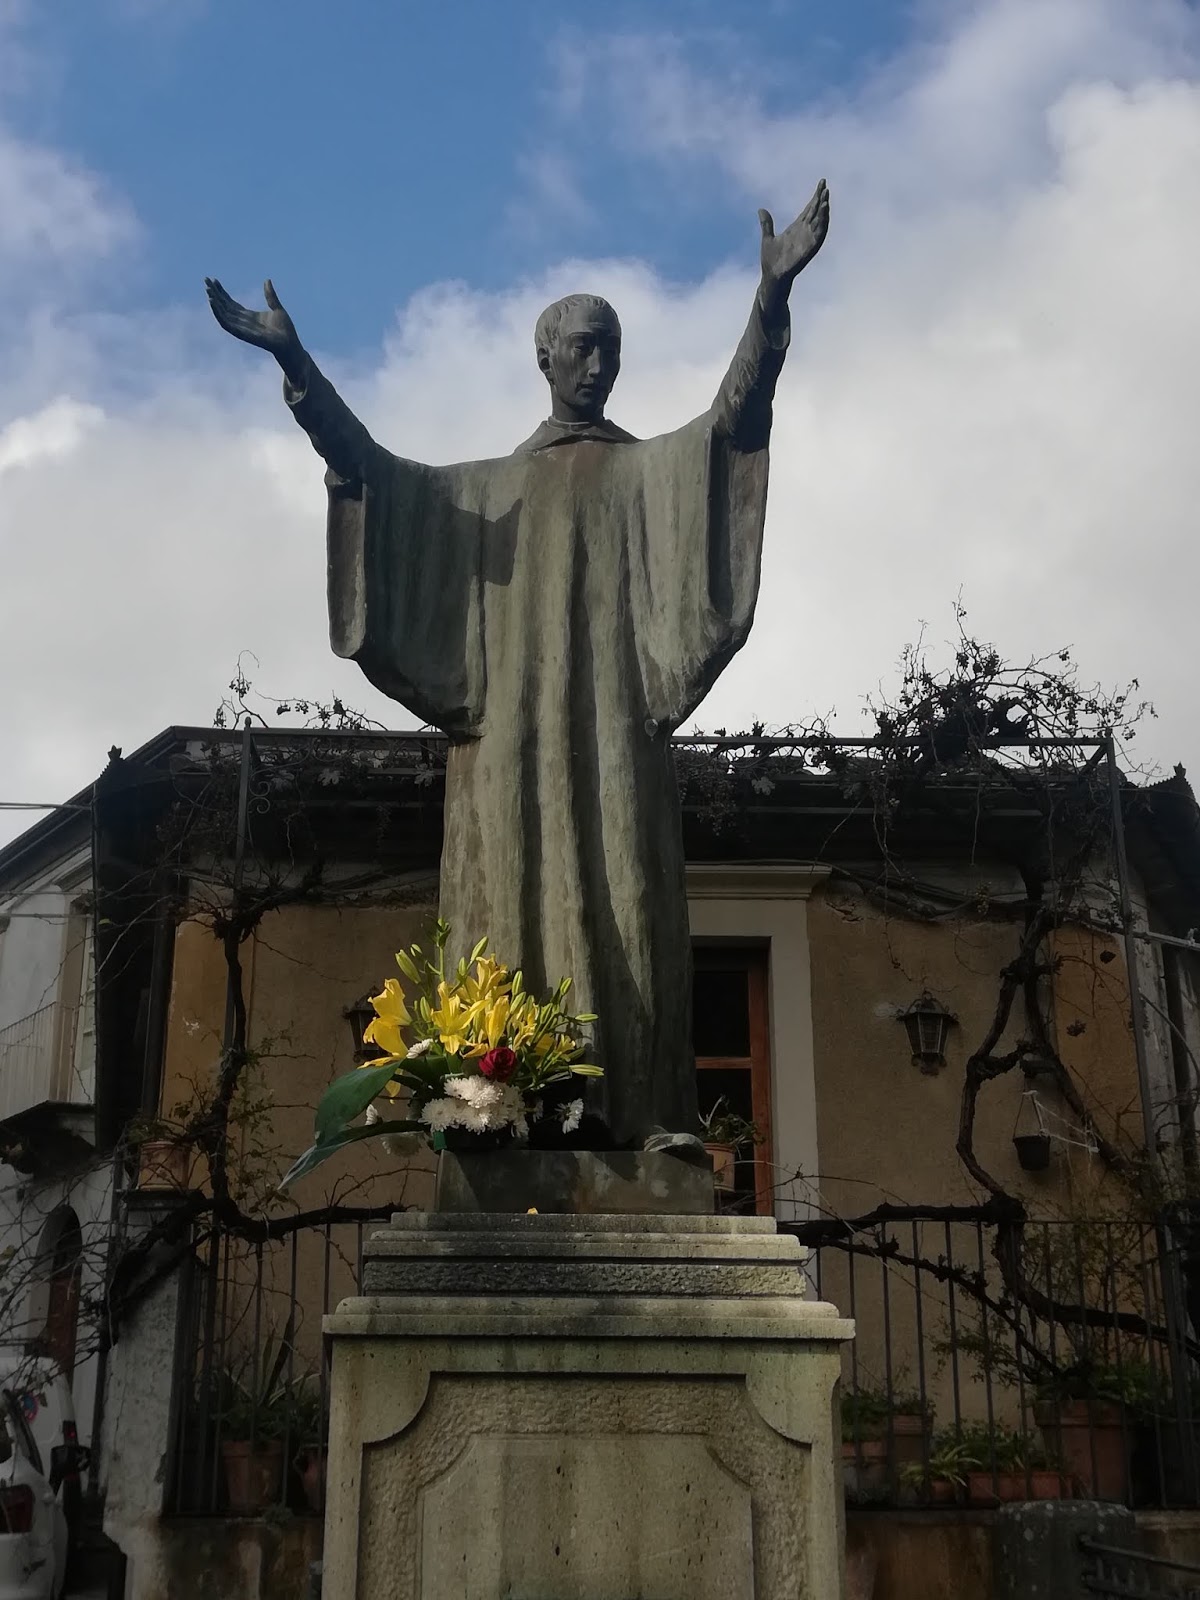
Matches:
[205,181,830,1148]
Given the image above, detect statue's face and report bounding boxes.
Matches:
[540,305,621,421]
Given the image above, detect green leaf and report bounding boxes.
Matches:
[279,1117,424,1190]
[569,1064,604,1076]
[314,1061,401,1144]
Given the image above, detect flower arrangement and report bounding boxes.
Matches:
[281,921,601,1187]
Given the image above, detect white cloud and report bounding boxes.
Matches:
[0,130,134,274]
[3,0,1200,845]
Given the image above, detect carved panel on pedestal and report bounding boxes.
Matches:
[356,1375,811,1600]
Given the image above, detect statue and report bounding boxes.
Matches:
[205,181,830,1148]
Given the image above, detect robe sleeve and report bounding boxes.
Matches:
[632,296,789,729]
[284,358,489,735]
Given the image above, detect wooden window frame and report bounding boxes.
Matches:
[694,945,773,1215]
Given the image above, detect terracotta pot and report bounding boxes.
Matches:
[1037,1399,1129,1502]
[968,1467,1070,1505]
[889,1410,929,1467]
[968,1470,1026,1506]
[299,1447,326,1513]
[704,1142,737,1191]
[843,1438,889,1502]
[221,1438,284,1515]
[136,1139,193,1192]
[927,1477,961,1505]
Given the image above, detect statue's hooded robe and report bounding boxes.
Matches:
[286,299,789,1143]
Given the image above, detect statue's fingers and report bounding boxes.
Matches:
[264,278,282,311]
[758,208,775,241]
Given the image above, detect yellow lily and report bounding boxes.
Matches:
[460,954,510,1009]
[428,981,483,1056]
[363,977,410,1059]
[506,993,539,1048]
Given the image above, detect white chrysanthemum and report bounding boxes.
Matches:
[421,1097,462,1132]
[559,1099,583,1134]
[445,1075,504,1108]
[455,1103,490,1133]
[405,1038,434,1059]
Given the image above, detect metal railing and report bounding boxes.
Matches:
[169,1219,369,1517]
[804,1214,1200,1511]
[169,1209,1200,1516]
[0,1004,61,1122]
[1080,1537,1200,1597]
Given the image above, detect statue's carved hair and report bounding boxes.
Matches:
[534,294,621,358]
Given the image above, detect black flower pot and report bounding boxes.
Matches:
[1013,1133,1052,1171]
[438,1128,513,1153]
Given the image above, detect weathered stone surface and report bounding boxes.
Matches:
[434,1147,715,1214]
[388,1207,775,1234]
[993,1502,1139,1600]
[322,1213,854,1599]
[363,1256,801,1297]
[416,1425,754,1600]
[362,1206,806,1296]
[330,1294,849,1343]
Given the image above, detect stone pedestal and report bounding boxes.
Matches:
[322,1210,854,1599]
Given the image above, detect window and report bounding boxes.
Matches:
[69,911,96,1103]
[692,946,772,1215]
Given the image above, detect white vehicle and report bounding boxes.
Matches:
[0,1391,67,1600]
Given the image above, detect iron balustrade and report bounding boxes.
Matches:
[167,1209,1200,1516]
[1080,1537,1200,1597]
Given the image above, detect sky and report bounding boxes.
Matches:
[1,0,1199,846]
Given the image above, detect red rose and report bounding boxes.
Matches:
[480,1046,518,1082]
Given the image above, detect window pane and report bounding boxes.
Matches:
[692,965,751,1057]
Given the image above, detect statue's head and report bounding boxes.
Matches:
[534,294,621,423]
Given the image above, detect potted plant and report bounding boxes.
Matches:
[887,1383,933,1470]
[841,1386,891,1501]
[1034,1362,1146,1502]
[127,1114,195,1192]
[215,1340,308,1515]
[289,1377,327,1513]
[898,1431,976,1505]
[282,922,603,1188]
[961,1423,1071,1505]
[699,1098,762,1192]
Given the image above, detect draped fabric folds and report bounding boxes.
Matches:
[289,300,786,1143]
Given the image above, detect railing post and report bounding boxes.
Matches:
[100,1191,197,1597]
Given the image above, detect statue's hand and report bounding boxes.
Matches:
[204,277,301,368]
[758,179,830,288]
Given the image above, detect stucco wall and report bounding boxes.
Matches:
[158,899,441,1369]
[152,873,1155,1424]
[807,875,1149,1434]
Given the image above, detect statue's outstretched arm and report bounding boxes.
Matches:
[713,179,830,450]
[204,277,379,483]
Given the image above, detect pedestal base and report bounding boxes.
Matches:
[323,1212,853,1599]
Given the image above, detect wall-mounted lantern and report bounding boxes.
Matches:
[343,992,381,1063]
[898,992,957,1073]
